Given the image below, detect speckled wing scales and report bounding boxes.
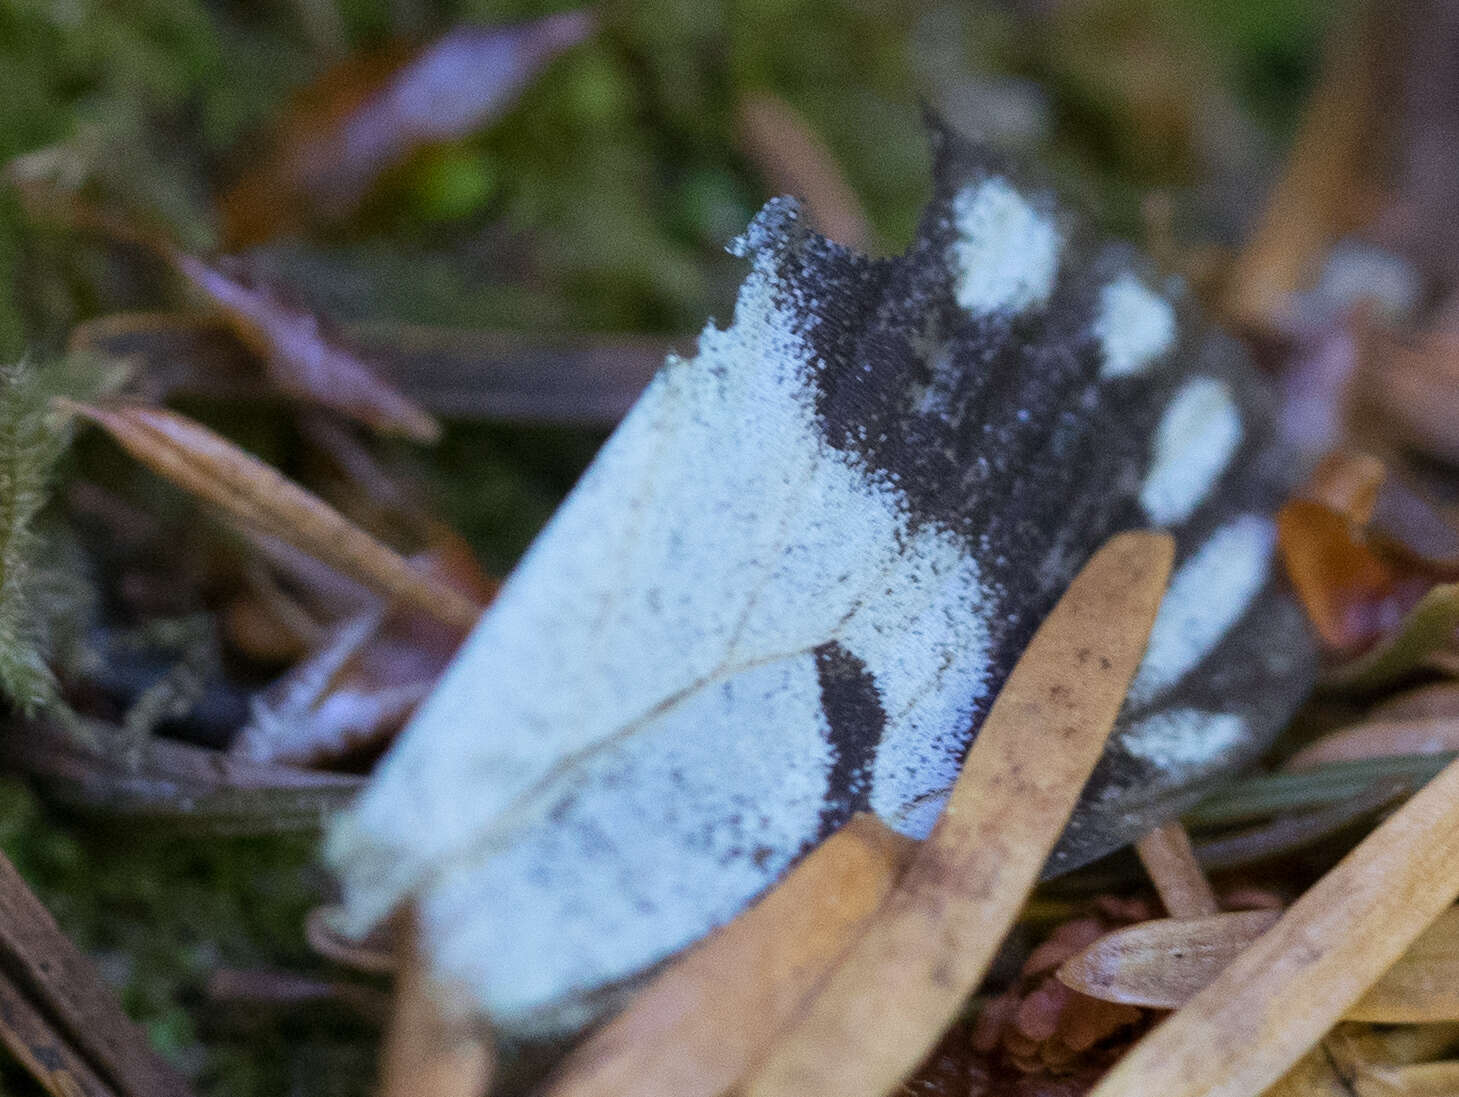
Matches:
[326,125,1316,1036]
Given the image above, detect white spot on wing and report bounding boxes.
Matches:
[327,222,995,1032]
[1140,376,1243,526]
[1127,515,1274,705]
[1096,274,1176,379]
[948,178,1060,315]
[1122,708,1246,770]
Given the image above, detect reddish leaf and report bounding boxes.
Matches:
[1276,498,1413,652]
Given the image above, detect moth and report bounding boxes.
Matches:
[327,123,1316,1036]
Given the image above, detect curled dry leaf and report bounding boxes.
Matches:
[1064,905,1459,1044]
[172,255,439,442]
[238,539,489,767]
[544,814,912,1097]
[62,402,482,632]
[740,531,1173,1097]
[71,313,668,429]
[1276,499,1425,655]
[1278,453,1459,685]
[735,92,870,250]
[973,904,1154,1081]
[220,11,594,246]
[1088,753,1459,1097]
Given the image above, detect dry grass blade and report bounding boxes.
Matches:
[736,92,870,249]
[1088,752,1459,1097]
[1135,820,1220,917]
[1285,719,1459,770]
[380,912,494,1097]
[62,402,481,632]
[544,814,913,1097]
[0,850,195,1097]
[738,530,1174,1097]
[1058,910,1282,1009]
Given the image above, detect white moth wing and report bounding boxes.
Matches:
[328,203,996,1031]
[328,127,1316,1035]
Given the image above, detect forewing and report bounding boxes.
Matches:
[327,125,1315,1034]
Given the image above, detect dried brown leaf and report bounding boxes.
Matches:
[739,531,1174,1097]
[173,255,439,441]
[1058,910,1282,1010]
[1276,498,1411,654]
[1088,752,1459,1097]
[543,814,913,1097]
[63,402,481,632]
[220,12,594,245]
